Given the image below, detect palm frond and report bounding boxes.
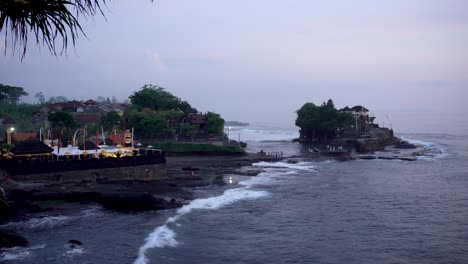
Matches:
[0,0,109,59]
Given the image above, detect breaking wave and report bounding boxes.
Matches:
[0,216,71,231]
[0,206,102,231]
[0,244,46,262]
[134,160,314,264]
[401,137,448,159]
[252,161,316,171]
[134,188,268,264]
[227,126,297,142]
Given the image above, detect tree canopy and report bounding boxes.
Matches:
[0,84,28,104]
[129,85,197,114]
[100,111,122,133]
[48,111,78,130]
[206,112,225,135]
[296,100,353,141]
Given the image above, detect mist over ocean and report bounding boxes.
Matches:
[2,112,468,264]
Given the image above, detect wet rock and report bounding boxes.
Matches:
[0,230,28,248]
[358,155,376,160]
[399,157,417,161]
[395,141,417,149]
[377,156,395,160]
[181,167,200,171]
[67,240,82,248]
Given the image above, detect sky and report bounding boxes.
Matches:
[1,0,467,127]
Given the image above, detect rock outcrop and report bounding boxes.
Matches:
[0,230,28,248]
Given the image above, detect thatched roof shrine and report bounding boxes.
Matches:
[10,141,53,155]
[78,141,100,151]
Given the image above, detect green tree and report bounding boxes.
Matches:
[100,111,122,132]
[34,92,46,104]
[48,111,77,129]
[179,123,199,140]
[48,111,78,144]
[0,84,28,104]
[125,109,183,139]
[295,101,353,141]
[206,112,225,135]
[129,85,197,113]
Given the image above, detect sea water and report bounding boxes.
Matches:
[2,112,468,264]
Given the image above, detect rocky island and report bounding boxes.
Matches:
[294,99,416,161]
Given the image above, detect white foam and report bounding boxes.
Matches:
[238,170,297,188]
[80,206,103,218]
[401,137,449,160]
[177,188,268,215]
[134,188,269,264]
[1,215,71,230]
[64,247,84,257]
[227,126,297,142]
[134,159,309,264]
[252,161,315,171]
[0,249,31,261]
[401,137,434,147]
[0,244,46,262]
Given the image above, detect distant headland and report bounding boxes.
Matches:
[294,99,411,155]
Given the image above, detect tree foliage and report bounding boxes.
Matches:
[125,109,183,139]
[296,101,353,140]
[100,111,122,132]
[0,84,28,104]
[48,111,77,129]
[206,112,225,135]
[34,92,46,104]
[129,85,197,114]
[48,96,68,103]
[178,123,199,139]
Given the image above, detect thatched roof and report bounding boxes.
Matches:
[10,141,53,155]
[78,141,100,151]
[99,138,113,146]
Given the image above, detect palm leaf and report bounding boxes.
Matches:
[0,0,152,59]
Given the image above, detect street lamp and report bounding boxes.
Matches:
[7,127,15,145]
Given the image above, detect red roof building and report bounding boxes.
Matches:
[13,132,37,142]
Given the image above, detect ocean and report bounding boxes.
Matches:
[1,112,468,264]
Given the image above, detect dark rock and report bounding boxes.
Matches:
[181,167,200,171]
[68,239,82,246]
[0,230,28,248]
[358,155,376,160]
[97,193,182,211]
[0,201,42,224]
[399,157,417,161]
[377,156,395,160]
[395,141,417,149]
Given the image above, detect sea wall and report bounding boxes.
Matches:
[11,164,167,182]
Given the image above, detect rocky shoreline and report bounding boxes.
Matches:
[0,154,283,248]
[0,139,430,248]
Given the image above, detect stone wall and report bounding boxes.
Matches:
[12,164,167,183]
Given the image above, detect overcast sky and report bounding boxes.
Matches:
[1,0,467,126]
